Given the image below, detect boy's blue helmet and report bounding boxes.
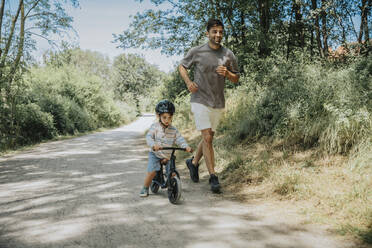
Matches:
[155,100,175,114]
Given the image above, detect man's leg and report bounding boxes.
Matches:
[200,128,215,174]
[200,128,220,193]
[193,140,203,165]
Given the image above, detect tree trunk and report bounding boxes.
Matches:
[293,0,305,48]
[311,0,324,57]
[0,0,22,67]
[358,0,368,43]
[258,0,271,57]
[321,0,328,57]
[0,0,5,47]
[8,0,24,147]
[286,6,294,60]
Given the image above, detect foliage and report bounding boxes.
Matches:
[0,0,81,150]
[43,45,112,80]
[158,68,188,102]
[219,55,372,155]
[112,53,166,114]
[14,102,57,144]
[0,0,79,86]
[28,62,123,132]
[0,48,136,151]
[115,0,371,66]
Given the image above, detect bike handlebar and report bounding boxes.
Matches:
[160,147,187,151]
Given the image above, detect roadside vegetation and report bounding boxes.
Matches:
[0,44,163,152]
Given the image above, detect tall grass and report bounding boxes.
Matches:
[219,55,372,155]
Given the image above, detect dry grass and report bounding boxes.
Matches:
[182,128,372,246]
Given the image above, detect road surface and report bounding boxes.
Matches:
[0,115,355,248]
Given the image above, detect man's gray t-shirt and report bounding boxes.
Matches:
[180,43,239,109]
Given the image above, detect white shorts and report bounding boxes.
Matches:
[191,102,223,132]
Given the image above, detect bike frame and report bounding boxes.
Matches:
[152,147,186,189]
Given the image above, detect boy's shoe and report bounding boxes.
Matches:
[209,174,221,193]
[139,187,149,197]
[186,157,199,182]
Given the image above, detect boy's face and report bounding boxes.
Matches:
[159,113,173,127]
[207,25,224,46]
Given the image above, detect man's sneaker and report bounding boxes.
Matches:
[209,174,221,193]
[186,157,199,182]
[139,187,149,197]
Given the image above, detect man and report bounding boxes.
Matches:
[178,19,240,193]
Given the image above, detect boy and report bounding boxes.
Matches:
[140,100,192,197]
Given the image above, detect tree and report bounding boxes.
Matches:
[112,53,165,115]
[113,0,274,65]
[0,0,78,148]
[43,45,112,82]
[0,0,79,86]
[358,0,370,43]
[115,0,369,66]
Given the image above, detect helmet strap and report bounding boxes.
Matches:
[158,114,168,128]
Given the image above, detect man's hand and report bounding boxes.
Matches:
[152,144,162,151]
[216,65,240,83]
[186,81,199,93]
[216,65,227,77]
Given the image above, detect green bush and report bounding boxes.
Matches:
[28,65,123,135]
[15,103,57,144]
[219,55,372,154]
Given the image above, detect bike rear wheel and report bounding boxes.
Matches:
[168,177,182,204]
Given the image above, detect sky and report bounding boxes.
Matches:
[36,0,182,72]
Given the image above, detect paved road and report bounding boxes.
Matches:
[0,115,355,248]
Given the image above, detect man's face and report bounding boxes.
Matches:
[207,25,224,46]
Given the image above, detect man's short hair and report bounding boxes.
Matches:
[207,19,224,31]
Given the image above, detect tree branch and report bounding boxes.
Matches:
[7,0,24,83]
[0,0,23,66]
[24,0,42,19]
[0,0,5,44]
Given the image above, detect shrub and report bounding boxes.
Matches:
[219,56,372,154]
[15,103,57,144]
[28,65,124,135]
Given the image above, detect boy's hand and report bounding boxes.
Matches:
[160,158,169,164]
[186,146,193,153]
[152,145,162,151]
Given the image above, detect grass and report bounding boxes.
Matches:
[181,127,372,246]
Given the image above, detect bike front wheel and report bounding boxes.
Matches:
[150,181,160,193]
[168,177,182,204]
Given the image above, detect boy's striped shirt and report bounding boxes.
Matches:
[146,122,188,159]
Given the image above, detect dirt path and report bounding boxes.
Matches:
[0,115,356,248]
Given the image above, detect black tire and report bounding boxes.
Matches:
[150,181,159,193]
[168,177,182,204]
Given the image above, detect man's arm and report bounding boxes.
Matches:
[216,66,240,83]
[178,64,199,93]
[226,69,240,83]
